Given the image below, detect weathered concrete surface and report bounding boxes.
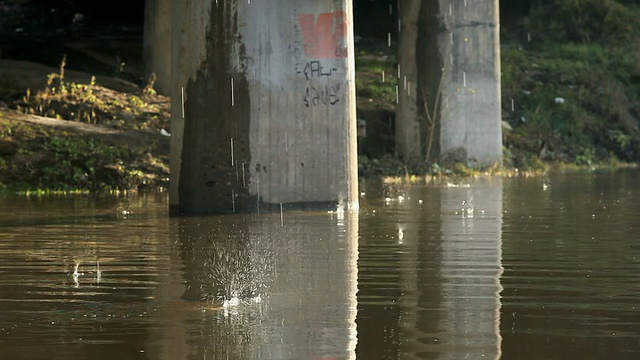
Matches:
[437,0,502,167]
[396,0,423,163]
[395,0,502,167]
[170,0,358,214]
[143,0,173,95]
[168,0,212,212]
[439,177,503,359]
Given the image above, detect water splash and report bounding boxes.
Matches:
[95,261,101,285]
[188,227,295,307]
[72,261,81,287]
[461,199,474,218]
[223,296,241,309]
[397,224,405,244]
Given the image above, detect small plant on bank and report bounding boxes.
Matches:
[143,73,157,96]
[17,56,169,131]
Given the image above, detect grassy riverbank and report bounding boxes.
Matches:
[0,58,169,193]
[500,1,640,172]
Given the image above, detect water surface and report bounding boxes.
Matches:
[0,171,639,359]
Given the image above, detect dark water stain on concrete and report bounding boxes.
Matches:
[179,3,253,215]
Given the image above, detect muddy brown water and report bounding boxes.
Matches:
[1,171,640,359]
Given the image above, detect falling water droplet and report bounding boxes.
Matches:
[96,261,101,284]
[230,77,235,106]
[256,177,260,213]
[241,162,246,187]
[181,87,185,119]
[232,190,236,212]
[230,138,234,167]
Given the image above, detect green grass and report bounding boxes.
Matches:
[500,0,640,169]
[356,78,396,103]
[355,57,397,103]
[501,41,640,166]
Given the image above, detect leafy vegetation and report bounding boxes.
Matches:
[355,56,398,104]
[0,113,168,192]
[3,1,640,192]
[16,56,169,131]
[0,56,170,193]
[501,0,640,171]
[355,0,640,178]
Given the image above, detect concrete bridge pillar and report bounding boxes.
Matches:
[169,0,359,214]
[396,0,502,167]
[438,0,502,167]
[143,0,173,94]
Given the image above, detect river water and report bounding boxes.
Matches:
[1,171,639,359]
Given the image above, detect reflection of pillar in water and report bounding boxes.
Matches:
[148,213,359,359]
[263,212,359,359]
[146,218,189,360]
[398,185,444,359]
[439,177,503,359]
[346,212,359,359]
[169,216,276,359]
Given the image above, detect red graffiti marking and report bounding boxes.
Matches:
[297,10,347,58]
